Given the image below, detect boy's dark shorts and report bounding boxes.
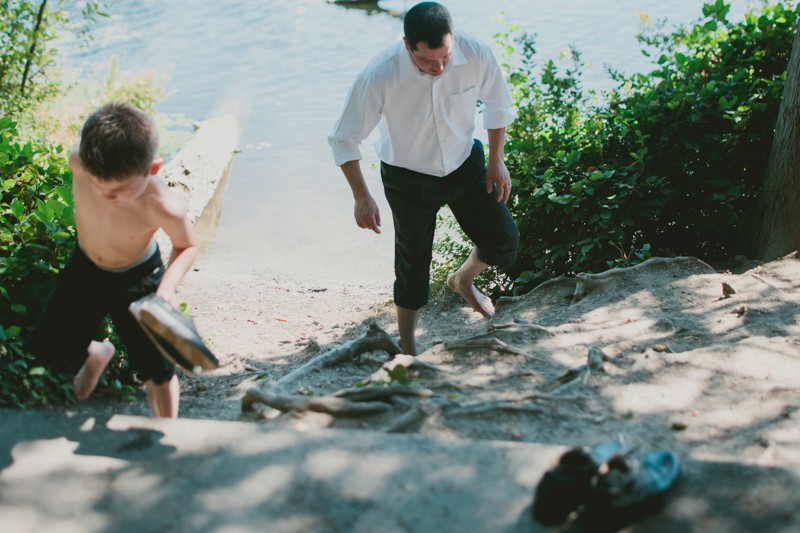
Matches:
[27,244,175,384]
[381,139,519,310]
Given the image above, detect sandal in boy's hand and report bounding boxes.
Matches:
[129,294,219,375]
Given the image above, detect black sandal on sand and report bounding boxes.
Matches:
[129,294,219,375]
[578,450,681,533]
[532,440,626,526]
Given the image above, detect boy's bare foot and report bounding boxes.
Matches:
[447,272,495,318]
[73,340,115,401]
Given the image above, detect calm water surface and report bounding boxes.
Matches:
[64,0,751,286]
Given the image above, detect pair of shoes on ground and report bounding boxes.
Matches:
[129,294,219,375]
[531,440,680,532]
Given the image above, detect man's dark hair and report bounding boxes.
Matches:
[79,102,158,181]
[404,2,453,50]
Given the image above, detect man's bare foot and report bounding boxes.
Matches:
[73,340,115,401]
[447,272,495,318]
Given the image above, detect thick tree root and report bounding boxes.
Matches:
[241,389,391,415]
[333,384,434,402]
[572,256,715,302]
[273,322,401,393]
[240,319,608,428]
[241,323,404,414]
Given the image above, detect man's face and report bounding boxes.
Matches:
[406,33,453,77]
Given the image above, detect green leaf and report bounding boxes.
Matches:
[10,198,24,218]
[387,366,409,384]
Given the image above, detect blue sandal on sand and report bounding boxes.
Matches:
[532,440,627,525]
[578,450,681,533]
[129,294,219,375]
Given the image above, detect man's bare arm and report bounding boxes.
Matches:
[486,127,511,204]
[341,160,381,234]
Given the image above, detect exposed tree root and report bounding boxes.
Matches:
[333,384,434,402]
[545,345,607,393]
[241,388,391,415]
[384,404,428,433]
[572,256,715,302]
[272,322,401,393]
[747,273,789,295]
[383,399,446,433]
[240,317,605,427]
[447,400,544,416]
[516,391,587,402]
[363,353,444,385]
[492,322,555,335]
[430,334,547,362]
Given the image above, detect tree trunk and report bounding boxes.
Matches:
[753,25,800,259]
[20,0,48,95]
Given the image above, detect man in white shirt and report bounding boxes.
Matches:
[328,1,519,355]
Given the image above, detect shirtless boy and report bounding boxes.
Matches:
[28,102,196,418]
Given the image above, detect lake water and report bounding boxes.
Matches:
[62,0,752,287]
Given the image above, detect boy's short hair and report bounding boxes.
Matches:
[404,2,453,50]
[79,102,159,181]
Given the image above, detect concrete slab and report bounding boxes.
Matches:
[1,409,799,532]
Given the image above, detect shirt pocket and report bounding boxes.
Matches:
[447,85,478,131]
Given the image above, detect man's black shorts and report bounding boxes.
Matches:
[381,139,519,310]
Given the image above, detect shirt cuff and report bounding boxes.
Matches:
[482,108,516,130]
[328,139,363,166]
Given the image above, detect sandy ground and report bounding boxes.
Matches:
[45,232,800,531]
[93,247,800,470]
[50,128,800,529]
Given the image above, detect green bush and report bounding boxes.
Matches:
[433,1,798,294]
[599,0,798,261]
[0,117,140,407]
[0,116,73,406]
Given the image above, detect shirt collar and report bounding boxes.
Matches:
[398,32,467,81]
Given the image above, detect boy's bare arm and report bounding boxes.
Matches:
[152,184,197,307]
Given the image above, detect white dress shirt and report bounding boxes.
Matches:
[328,32,516,177]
